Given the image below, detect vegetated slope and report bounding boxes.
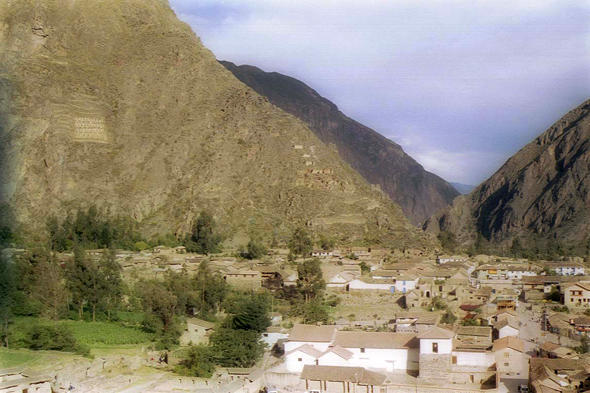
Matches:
[220,61,460,226]
[0,0,435,249]
[424,99,590,245]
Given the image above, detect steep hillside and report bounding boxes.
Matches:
[425,99,590,245]
[220,61,460,225]
[0,0,435,249]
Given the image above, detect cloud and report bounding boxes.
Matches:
[170,0,590,185]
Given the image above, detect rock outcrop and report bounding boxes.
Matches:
[0,0,435,249]
[425,99,590,245]
[220,61,460,225]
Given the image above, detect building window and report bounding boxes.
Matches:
[432,343,438,353]
[360,348,365,353]
[298,358,302,362]
[504,352,509,358]
[504,363,509,367]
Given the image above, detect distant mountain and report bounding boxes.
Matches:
[450,183,476,195]
[220,61,460,225]
[0,0,436,249]
[425,99,590,245]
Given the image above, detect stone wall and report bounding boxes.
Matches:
[419,353,451,382]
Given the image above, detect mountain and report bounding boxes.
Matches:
[425,99,590,245]
[450,183,476,195]
[220,61,460,225]
[0,0,435,249]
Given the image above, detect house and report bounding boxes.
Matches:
[436,255,468,264]
[261,327,289,349]
[457,326,492,344]
[563,282,590,309]
[284,324,338,354]
[327,272,356,289]
[300,365,386,393]
[545,262,585,276]
[311,249,333,257]
[417,326,455,382]
[539,341,579,359]
[174,246,187,254]
[529,358,590,393]
[180,318,215,345]
[394,312,440,334]
[492,336,525,375]
[404,289,421,308]
[493,317,519,339]
[573,316,590,335]
[223,270,262,289]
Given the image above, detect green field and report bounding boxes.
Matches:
[12,317,155,348]
[0,349,40,368]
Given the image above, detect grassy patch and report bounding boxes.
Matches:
[11,317,155,348]
[0,349,39,368]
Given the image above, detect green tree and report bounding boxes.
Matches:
[186,211,222,254]
[437,231,457,253]
[577,334,589,354]
[176,344,216,377]
[100,246,123,321]
[288,227,313,257]
[33,253,69,321]
[65,245,92,318]
[297,258,325,303]
[240,240,267,260]
[137,279,177,334]
[359,262,370,274]
[441,310,457,325]
[210,328,265,367]
[0,256,15,347]
[511,237,524,258]
[193,261,228,317]
[317,235,335,251]
[299,298,330,324]
[230,295,271,333]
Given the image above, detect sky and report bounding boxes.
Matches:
[169,0,590,186]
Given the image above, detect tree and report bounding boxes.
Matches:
[176,344,216,377]
[210,328,265,367]
[299,298,329,324]
[510,237,524,258]
[437,231,457,253]
[317,235,335,251]
[0,256,15,347]
[240,240,267,260]
[297,258,325,303]
[137,279,177,334]
[33,253,69,321]
[185,211,222,254]
[577,334,590,354]
[230,295,271,333]
[99,246,123,321]
[441,310,457,325]
[288,227,313,257]
[193,261,228,317]
[359,262,370,274]
[65,245,92,318]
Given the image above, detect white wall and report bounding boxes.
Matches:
[262,332,289,347]
[453,351,494,368]
[395,279,418,292]
[498,326,519,339]
[419,338,453,354]
[349,280,393,291]
[285,350,318,372]
[317,352,350,367]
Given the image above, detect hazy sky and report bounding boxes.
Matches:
[170,0,590,185]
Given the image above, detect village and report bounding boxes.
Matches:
[3,245,590,393]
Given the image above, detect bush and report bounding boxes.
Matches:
[22,323,77,352]
[175,344,216,378]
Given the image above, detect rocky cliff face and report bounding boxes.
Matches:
[424,99,590,244]
[0,0,435,248]
[220,62,460,226]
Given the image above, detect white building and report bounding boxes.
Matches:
[494,317,520,339]
[547,263,585,276]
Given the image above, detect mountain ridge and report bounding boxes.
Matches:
[424,99,590,245]
[220,60,460,226]
[0,0,436,250]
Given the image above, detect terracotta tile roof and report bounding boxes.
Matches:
[332,331,419,349]
[289,324,337,342]
[492,336,524,352]
[494,316,519,331]
[417,326,455,339]
[300,365,386,386]
[457,326,492,337]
